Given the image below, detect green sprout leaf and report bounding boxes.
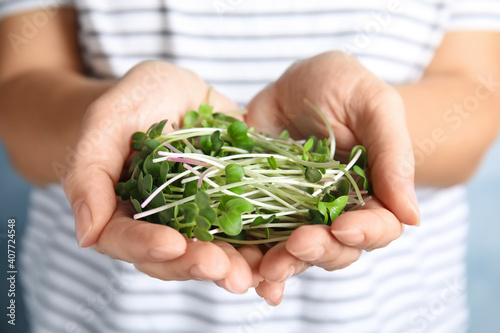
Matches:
[353,165,371,192]
[143,154,160,178]
[250,214,276,227]
[193,227,214,241]
[115,182,128,200]
[332,178,350,198]
[217,211,242,236]
[132,132,146,142]
[184,110,199,128]
[199,134,212,155]
[142,173,153,194]
[279,130,290,139]
[327,195,348,222]
[195,215,211,229]
[115,102,371,247]
[350,145,367,169]
[316,195,348,225]
[227,121,254,150]
[160,161,169,183]
[309,209,324,225]
[183,180,198,198]
[148,189,166,208]
[198,103,214,119]
[131,141,143,151]
[305,168,322,183]
[211,130,224,153]
[217,198,253,236]
[225,164,245,194]
[303,138,314,152]
[147,120,168,139]
[317,202,329,224]
[195,191,210,208]
[267,156,278,170]
[180,202,198,224]
[131,198,142,213]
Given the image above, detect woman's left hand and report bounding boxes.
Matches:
[246,51,420,305]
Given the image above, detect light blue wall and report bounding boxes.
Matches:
[0,136,499,333]
[0,143,31,333]
[466,135,500,333]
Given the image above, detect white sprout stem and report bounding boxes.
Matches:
[144,146,360,214]
[177,166,290,211]
[135,178,307,219]
[219,153,288,161]
[181,168,314,207]
[156,152,227,169]
[219,146,249,154]
[304,99,336,160]
[247,183,296,210]
[240,210,309,220]
[312,148,363,197]
[212,235,290,245]
[181,138,198,153]
[141,168,199,208]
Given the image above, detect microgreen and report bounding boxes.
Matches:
[115,103,371,246]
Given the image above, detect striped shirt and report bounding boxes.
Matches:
[1,0,499,332]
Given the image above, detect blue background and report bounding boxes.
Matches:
[0,136,499,333]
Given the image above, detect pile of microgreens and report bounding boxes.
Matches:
[115,102,371,246]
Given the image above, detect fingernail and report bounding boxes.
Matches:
[331,229,365,246]
[215,279,242,294]
[275,266,295,283]
[266,298,280,306]
[265,288,284,306]
[405,181,420,226]
[289,245,325,261]
[74,201,93,248]
[408,198,421,226]
[189,265,207,280]
[148,247,173,261]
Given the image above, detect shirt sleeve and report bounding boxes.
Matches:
[447,0,500,31]
[0,0,73,20]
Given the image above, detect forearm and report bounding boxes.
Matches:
[396,74,500,186]
[0,70,112,184]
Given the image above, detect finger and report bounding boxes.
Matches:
[330,198,405,251]
[245,84,286,136]
[237,245,265,288]
[209,89,240,112]
[134,240,231,281]
[255,280,286,306]
[212,241,255,294]
[92,201,187,263]
[259,242,309,284]
[62,104,130,248]
[286,225,362,271]
[348,79,420,226]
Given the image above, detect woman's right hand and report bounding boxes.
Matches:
[62,61,263,294]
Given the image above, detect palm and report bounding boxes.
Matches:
[246,51,419,305]
[63,61,262,294]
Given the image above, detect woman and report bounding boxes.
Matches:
[1,1,499,332]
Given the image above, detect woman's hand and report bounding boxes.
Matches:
[246,51,420,305]
[62,61,263,293]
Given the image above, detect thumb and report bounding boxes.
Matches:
[245,84,286,136]
[209,89,240,113]
[62,109,130,248]
[350,86,420,226]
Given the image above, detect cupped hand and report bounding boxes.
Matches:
[62,61,262,293]
[246,51,420,305]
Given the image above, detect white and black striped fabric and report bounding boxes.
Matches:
[1,0,499,332]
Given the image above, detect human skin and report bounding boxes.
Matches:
[245,33,500,304]
[1,9,499,305]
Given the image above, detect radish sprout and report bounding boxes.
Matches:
[115,103,371,245]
